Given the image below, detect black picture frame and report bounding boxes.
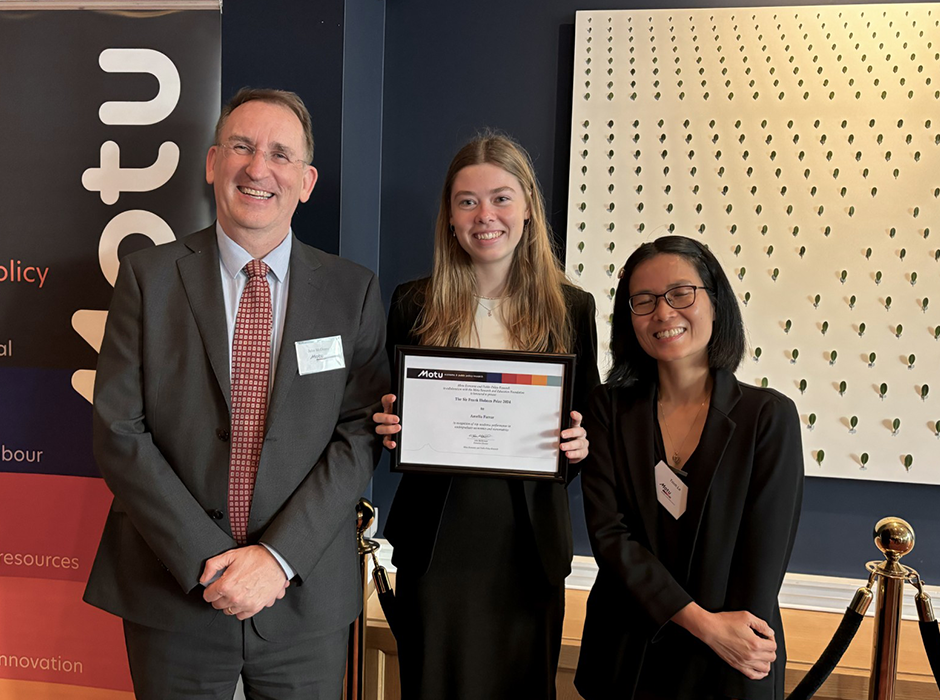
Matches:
[391,345,576,482]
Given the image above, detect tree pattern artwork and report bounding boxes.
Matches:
[566,5,940,483]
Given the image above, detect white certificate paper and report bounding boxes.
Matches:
[396,349,571,479]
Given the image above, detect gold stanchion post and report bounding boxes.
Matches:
[866,517,916,700]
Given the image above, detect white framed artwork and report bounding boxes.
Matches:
[566,4,940,483]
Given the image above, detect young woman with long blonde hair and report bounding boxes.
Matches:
[374,133,599,699]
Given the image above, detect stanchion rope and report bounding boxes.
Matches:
[785,591,869,700]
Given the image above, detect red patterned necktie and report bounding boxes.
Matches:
[228,259,272,545]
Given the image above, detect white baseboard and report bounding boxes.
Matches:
[371,538,938,621]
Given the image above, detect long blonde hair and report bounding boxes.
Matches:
[414,133,572,353]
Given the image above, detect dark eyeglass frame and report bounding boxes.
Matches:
[627,285,709,316]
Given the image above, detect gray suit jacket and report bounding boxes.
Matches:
[83,226,389,640]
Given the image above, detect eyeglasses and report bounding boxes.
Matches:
[628,285,709,315]
[216,142,307,168]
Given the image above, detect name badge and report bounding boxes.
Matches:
[295,335,345,375]
[655,460,688,520]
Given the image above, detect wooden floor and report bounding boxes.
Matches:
[360,580,940,700]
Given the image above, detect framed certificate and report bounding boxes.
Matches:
[391,345,576,481]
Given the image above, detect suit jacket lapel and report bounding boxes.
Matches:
[177,227,231,409]
[682,369,741,578]
[620,382,662,554]
[265,239,324,432]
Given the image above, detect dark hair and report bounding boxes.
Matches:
[607,235,745,387]
[215,87,314,163]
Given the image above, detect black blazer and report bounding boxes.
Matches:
[381,278,600,586]
[575,369,803,700]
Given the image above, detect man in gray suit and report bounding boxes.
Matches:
[84,88,389,699]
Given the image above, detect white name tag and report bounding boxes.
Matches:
[295,335,345,375]
[655,460,688,520]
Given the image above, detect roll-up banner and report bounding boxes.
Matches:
[0,5,220,697]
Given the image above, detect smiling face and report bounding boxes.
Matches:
[628,253,714,369]
[449,163,530,278]
[206,100,317,253]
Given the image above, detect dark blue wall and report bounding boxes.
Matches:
[222,0,345,255]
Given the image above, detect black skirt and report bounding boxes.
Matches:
[394,475,564,700]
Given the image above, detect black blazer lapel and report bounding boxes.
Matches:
[177,227,231,409]
[266,238,324,432]
[682,370,742,580]
[620,382,662,554]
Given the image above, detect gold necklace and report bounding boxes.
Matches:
[476,296,503,317]
[658,394,709,468]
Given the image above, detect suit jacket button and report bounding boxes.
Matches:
[216,428,230,442]
[209,509,224,520]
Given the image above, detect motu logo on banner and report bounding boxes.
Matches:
[72,48,181,403]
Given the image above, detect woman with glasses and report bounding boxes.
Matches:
[575,235,803,700]
[373,133,599,699]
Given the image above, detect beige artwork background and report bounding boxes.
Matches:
[565,4,940,483]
